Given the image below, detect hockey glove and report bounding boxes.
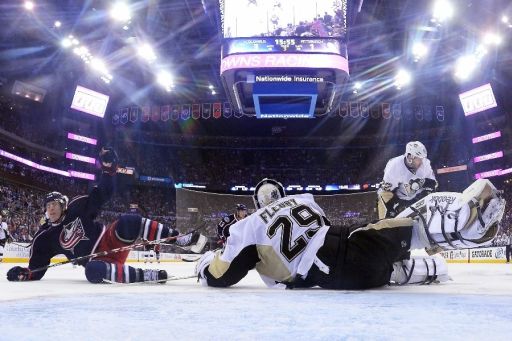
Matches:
[195,251,215,286]
[7,266,32,281]
[99,147,119,175]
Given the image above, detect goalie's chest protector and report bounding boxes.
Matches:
[223,194,330,286]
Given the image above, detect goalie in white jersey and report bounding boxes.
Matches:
[196,178,506,290]
[378,141,437,219]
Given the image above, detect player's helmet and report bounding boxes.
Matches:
[44,191,69,212]
[405,141,427,159]
[236,204,247,211]
[253,178,286,209]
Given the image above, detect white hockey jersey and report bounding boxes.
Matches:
[379,155,436,200]
[205,194,330,288]
[0,222,9,240]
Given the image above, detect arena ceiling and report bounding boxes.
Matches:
[0,0,511,109]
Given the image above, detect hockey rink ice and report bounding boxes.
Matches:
[1,262,511,341]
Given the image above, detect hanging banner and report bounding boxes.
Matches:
[223,102,232,118]
[120,107,129,124]
[129,106,138,122]
[112,111,120,125]
[171,105,180,121]
[360,102,369,118]
[414,105,424,121]
[192,104,201,120]
[141,106,150,122]
[234,108,243,118]
[392,103,401,120]
[151,106,160,122]
[181,104,191,120]
[424,105,433,122]
[202,103,211,119]
[161,105,170,122]
[213,102,222,119]
[339,101,348,118]
[350,102,359,118]
[370,105,380,119]
[381,103,391,119]
[436,105,445,122]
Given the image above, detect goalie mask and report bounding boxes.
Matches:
[253,178,286,209]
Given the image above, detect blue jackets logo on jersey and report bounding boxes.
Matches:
[59,218,89,251]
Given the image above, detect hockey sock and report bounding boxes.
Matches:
[114,214,178,243]
[85,260,143,283]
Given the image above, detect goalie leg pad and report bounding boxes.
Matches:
[389,256,449,285]
[398,179,506,252]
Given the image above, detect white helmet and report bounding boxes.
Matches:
[253,178,286,209]
[405,141,427,159]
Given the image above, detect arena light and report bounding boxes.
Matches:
[65,152,96,164]
[67,132,98,145]
[394,69,412,89]
[432,0,454,23]
[454,55,477,81]
[437,165,468,174]
[412,42,428,61]
[502,16,509,24]
[24,1,34,11]
[156,70,174,92]
[483,32,503,46]
[61,38,72,48]
[110,2,132,22]
[474,169,502,179]
[472,131,501,144]
[54,21,62,28]
[69,170,95,180]
[138,43,157,62]
[473,151,503,163]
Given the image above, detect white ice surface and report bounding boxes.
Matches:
[1,262,511,341]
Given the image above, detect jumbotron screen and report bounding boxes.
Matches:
[221,0,347,39]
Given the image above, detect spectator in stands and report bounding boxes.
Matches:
[506,229,512,263]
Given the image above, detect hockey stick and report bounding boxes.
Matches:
[103,274,197,285]
[28,234,181,274]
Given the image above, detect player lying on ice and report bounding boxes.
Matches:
[196,178,506,289]
[6,147,206,284]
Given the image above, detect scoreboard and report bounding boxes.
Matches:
[222,37,346,56]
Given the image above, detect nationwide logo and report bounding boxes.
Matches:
[59,218,89,251]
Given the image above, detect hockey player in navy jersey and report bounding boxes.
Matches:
[196,178,505,290]
[7,147,204,284]
[217,204,248,245]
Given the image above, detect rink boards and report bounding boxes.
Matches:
[3,242,508,264]
[1,243,201,263]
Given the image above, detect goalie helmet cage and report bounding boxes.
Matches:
[176,188,378,233]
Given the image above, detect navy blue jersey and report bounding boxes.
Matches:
[217,214,239,242]
[28,173,114,279]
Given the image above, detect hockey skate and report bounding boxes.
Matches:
[175,231,207,253]
[398,179,506,253]
[142,269,168,284]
